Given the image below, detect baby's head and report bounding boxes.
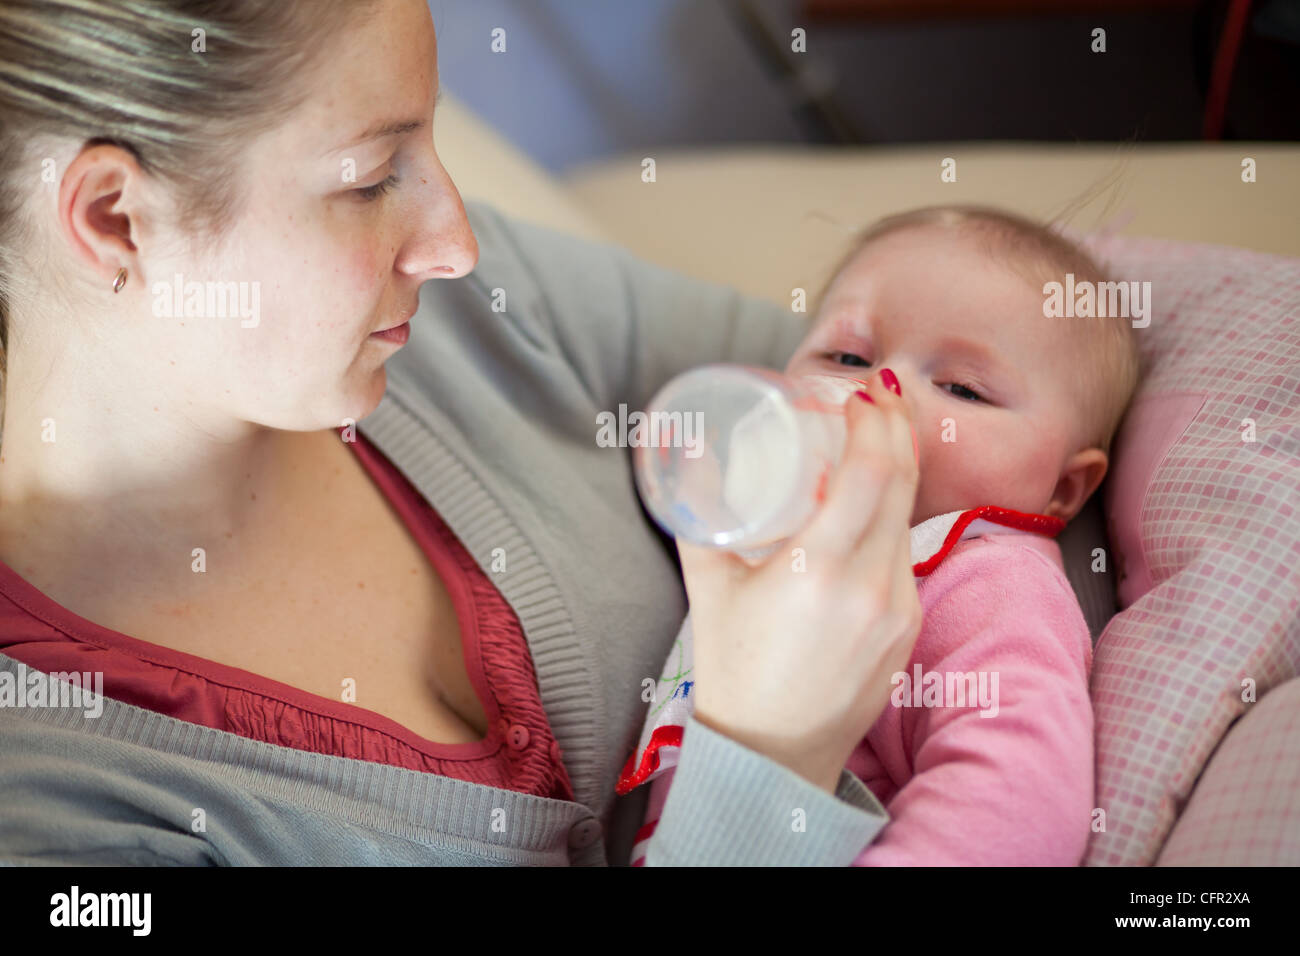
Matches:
[785,205,1141,528]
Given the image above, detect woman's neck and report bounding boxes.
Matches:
[0,378,334,592]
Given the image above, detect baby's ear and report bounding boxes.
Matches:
[1045,448,1108,523]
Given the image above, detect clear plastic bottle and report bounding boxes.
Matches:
[633,364,867,556]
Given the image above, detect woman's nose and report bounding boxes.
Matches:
[399,173,479,280]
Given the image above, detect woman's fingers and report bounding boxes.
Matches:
[848,383,921,588]
[863,369,919,482]
[676,537,745,596]
[799,373,914,560]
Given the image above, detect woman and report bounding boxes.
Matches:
[0,0,921,865]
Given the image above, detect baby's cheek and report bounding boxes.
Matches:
[913,427,977,512]
[975,431,1064,512]
[1020,433,1072,508]
[915,426,1052,515]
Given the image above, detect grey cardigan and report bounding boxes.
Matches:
[0,201,889,865]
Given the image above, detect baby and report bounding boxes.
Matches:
[618,204,1141,866]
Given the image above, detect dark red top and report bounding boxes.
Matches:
[0,430,575,801]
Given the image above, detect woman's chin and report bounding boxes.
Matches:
[330,367,389,426]
[356,367,389,418]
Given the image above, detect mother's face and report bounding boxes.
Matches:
[151,0,477,430]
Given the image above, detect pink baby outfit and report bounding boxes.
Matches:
[617,506,1095,866]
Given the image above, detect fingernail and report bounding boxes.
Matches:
[880,368,901,397]
[854,390,875,404]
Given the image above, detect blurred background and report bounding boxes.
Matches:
[431,0,1300,173]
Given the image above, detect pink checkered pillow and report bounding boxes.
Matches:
[1071,234,1300,866]
[1156,676,1300,865]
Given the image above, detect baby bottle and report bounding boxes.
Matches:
[633,364,867,556]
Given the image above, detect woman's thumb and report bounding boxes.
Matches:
[676,538,737,590]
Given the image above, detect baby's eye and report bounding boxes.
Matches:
[828,351,870,368]
[944,382,984,403]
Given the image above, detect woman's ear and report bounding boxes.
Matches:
[57,142,147,285]
[1044,447,1109,523]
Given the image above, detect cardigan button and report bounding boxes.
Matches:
[567,818,602,850]
[507,724,531,751]
[549,739,563,764]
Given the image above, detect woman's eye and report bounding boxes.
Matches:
[829,351,870,368]
[945,382,984,403]
[354,173,399,202]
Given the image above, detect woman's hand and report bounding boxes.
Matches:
[678,370,923,793]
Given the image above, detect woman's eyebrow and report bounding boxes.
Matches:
[324,87,443,156]
[327,118,425,156]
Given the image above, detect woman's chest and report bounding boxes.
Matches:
[193,547,490,746]
[77,459,492,747]
[139,548,488,746]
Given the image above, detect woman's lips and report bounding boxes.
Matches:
[369,321,410,345]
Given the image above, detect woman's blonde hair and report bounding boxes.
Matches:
[0,0,376,436]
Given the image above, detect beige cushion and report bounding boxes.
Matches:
[563,144,1300,305]
[435,92,607,243]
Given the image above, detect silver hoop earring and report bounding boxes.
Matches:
[112,267,128,293]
